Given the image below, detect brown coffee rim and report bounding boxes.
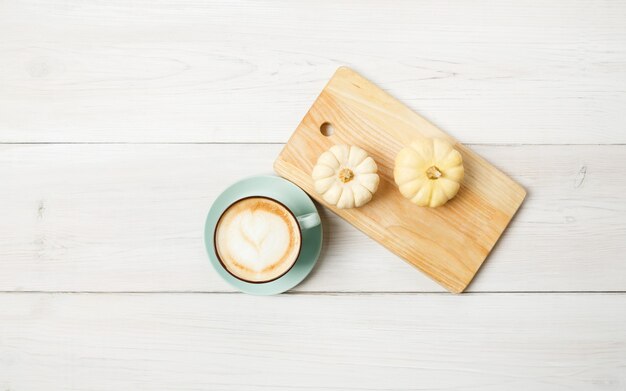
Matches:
[213,195,303,284]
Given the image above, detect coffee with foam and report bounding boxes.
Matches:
[215,197,301,283]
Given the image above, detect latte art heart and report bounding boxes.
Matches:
[230,211,291,271]
[215,197,301,282]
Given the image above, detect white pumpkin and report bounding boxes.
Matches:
[312,145,380,209]
[394,137,464,207]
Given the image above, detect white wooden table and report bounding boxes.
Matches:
[1,1,625,389]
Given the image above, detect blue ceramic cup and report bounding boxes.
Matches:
[205,176,323,295]
[213,195,320,283]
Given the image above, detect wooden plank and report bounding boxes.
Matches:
[0,293,625,390]
[0,144,624,292]
[276,67,526,293]
[1,1,626,143]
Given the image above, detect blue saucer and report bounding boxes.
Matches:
[204,175,323,295]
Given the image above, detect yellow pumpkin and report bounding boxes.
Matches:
[394,138,464,207]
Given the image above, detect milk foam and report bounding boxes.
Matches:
[215,198,300,282]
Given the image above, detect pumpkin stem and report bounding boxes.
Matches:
[338,168,355,183]
[426,166,442,180]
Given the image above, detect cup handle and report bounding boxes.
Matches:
[297,212,321,230]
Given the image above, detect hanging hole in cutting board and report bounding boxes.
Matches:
[320,122,334,137]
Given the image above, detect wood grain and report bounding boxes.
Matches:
[275,67,526,293]
[0,144,624,293]
[1,293,625,391]
[1,0,626,143]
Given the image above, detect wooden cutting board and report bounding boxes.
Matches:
[274,67,526,293]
